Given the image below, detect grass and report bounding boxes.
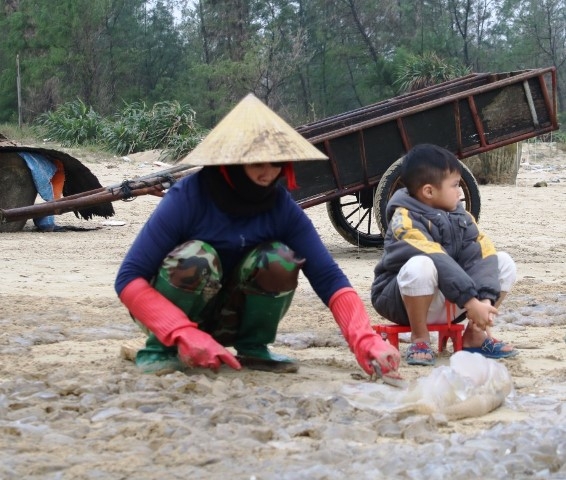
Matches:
[0,123,43,145]
[0,122,116,165]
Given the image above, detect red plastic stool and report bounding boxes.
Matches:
[372,301,464,353]
[372,323,464,352]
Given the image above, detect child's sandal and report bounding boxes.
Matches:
[406,341,436,366]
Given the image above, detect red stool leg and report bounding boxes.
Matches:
[442,301,464,353]
[372,326,402,349]
[438,327,448,353]
[451,326,464,352]
[385,331,400,349]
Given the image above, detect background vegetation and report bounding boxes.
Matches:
[1,0,565,149]
[34,99,205,160]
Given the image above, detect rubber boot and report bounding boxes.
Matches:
[133,240,222,373]
[234,292,299,373]
[133,283,207,373]
[135,333,183,373]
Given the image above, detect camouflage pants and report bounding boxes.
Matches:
[137,240,305,346]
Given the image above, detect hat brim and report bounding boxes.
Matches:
[178,94,328,166]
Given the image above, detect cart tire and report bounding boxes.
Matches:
[326,187,385,248]
[374,158,481,234]
[0,153,37,232]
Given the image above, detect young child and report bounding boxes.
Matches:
[115,93,400,376]
[370,143,518,366]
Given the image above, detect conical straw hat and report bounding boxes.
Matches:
[178,93,328,166]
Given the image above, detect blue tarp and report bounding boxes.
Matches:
[17,151,57,229]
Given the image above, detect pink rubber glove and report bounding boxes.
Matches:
[173,326,241,370]
[329,287,401,375]
[119,278,241,371]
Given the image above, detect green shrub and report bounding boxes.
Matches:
[35,99,104,146]
[394,52,471,93]
[100,102,151,155]
[32,99,206,161]
[101,100,206,160]
[159,132,206,163]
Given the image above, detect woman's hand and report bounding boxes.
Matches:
[174,326,242,371]
[357,335,401,376]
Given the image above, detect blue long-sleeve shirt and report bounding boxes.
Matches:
[115,171,350,305]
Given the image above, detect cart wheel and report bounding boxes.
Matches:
[326,187,385,247]
[0,153,37,232]
[373,158,481,234]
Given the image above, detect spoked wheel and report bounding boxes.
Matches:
[373,158,481,233]
[326,186,385,247]
[0,153,37,232]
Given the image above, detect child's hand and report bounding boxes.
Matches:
[464,297,497,330]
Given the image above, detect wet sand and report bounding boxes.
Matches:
[1,142,566,479]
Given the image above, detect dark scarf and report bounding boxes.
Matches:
[200,165,281,216]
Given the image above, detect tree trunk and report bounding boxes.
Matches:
[462,143,521,185]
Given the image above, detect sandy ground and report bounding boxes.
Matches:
[1,142,566,479]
